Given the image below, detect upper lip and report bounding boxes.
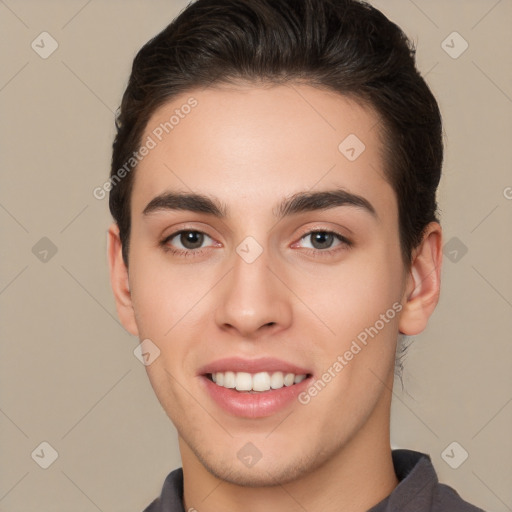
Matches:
[198,357,312,376]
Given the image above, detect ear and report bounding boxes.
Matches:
[107,223,139,337]
[399,222,443,335]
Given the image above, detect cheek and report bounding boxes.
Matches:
[294,248,403,342]
[293,252,402,430]
[128,251,217,379]
[128,249,206,336]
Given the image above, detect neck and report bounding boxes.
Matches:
[180,394,398,512]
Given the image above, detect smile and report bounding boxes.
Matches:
[197,357,314,418]
[208,371,308,392]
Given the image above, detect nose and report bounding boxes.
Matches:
[214,248,293,339]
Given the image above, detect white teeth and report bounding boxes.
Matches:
[235,372,252,391]
[252,372,271,391]
[223,371,236,389]
[270,371,284,389]
[284,373,295,386]
[210,371,308,392]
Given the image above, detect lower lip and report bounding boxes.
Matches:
[201,375,312,418]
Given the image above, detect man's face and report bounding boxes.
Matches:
[123,84,409,485]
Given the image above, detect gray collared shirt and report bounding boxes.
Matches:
[143,449,486,511]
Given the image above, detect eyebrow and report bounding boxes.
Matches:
[276,189,376,219]
[142,189,377,219]
[143,192,226,217]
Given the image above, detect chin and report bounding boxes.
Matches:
[190,441,323,488]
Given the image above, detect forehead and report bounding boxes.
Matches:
[131,84,395,220]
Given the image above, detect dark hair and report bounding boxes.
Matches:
[110,0,443,266]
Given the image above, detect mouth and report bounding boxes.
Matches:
[198,357,314,418]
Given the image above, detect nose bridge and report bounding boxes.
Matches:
[214,245,292,336]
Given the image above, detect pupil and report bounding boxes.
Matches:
[181,231,203,249]
[312,232,333,249]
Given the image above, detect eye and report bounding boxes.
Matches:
[296,230,351,251]
[164,230,215,251]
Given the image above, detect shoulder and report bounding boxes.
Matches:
[142,497,159,512]
[387,449,487,512]
[141,467,184,512]
[432,483,487,512]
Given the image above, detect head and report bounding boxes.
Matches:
[108,0,443,487]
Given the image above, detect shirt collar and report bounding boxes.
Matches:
[368,449,438,511]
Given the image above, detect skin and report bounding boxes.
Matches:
[108,84,442,512]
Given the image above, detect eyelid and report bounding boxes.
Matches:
[160,228,222,256]
[166,230,213,246]
[293,225,352,244]
[160,222,220,243]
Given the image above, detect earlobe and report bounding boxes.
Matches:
[107,223,139,337]
[399,222,443,336]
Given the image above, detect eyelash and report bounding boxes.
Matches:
[160,230,213,257]
[160,229,352,258]
[293,230,353,258]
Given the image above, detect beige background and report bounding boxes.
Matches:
[1,0,511,510]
